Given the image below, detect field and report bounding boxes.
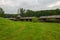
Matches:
[0,17,60,40]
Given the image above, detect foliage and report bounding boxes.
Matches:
[32,17,39,22]
[4,14,17,18]
[20,8,26,17]
[4,8,60,18]
[19,8,60,17]
[0,7,4,17]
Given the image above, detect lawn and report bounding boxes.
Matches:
[0,17,60,40]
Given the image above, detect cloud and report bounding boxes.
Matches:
[48,1,60,8]
[0,0,12,6]
[0,0,39,13]
[0,0,60,14]
[0,0,39,7]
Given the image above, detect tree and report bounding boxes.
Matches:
[20,8,25,17]
[0,7,4,17]
[18,8,60,17]
[25,10,35,17]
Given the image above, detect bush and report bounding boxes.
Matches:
[32,17,39,22]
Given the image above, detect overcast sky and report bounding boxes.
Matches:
[0,0,60,14]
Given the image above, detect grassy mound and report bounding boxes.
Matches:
[0,17,60,40]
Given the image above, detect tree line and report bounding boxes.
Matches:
[20,8,60,17]
[0,7,60,18]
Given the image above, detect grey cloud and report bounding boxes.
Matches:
[0,0,60,14]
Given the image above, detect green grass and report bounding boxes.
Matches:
[0,17,60,40]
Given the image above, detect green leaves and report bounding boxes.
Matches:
[0,7,4,17]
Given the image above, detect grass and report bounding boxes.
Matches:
[0,17,60,40]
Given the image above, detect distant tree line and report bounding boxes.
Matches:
[20,8,60,17]
[0,7,60,18]
[4,14,17,18]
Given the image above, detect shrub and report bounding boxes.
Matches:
[32,17,39,22]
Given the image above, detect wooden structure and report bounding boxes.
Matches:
[5,15,60,22]
[6,17,34,21]
[40,15,60,22]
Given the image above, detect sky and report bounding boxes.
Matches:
[0,0,60,14]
